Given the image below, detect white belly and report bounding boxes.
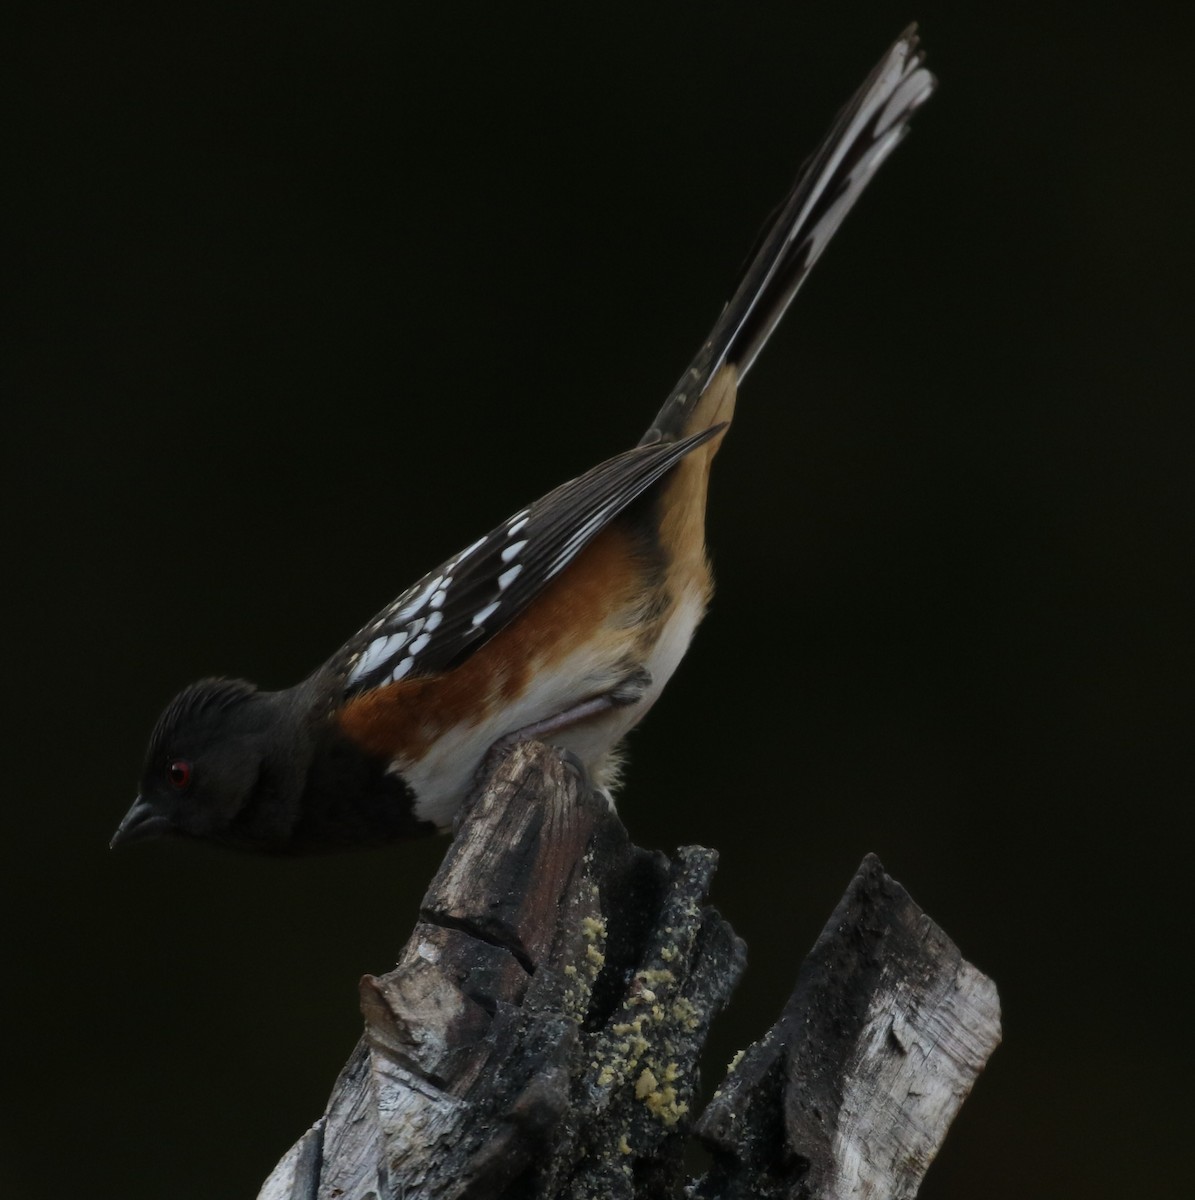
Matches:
[401,583,707,829]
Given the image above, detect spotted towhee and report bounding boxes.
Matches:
[112,29,935,853]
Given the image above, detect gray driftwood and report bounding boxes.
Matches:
[258,741,1001,1200]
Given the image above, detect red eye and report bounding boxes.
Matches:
[167,759,192,790]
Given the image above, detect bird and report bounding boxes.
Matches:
[111,28,936,853]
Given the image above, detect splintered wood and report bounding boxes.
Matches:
[259,743,1000,1200]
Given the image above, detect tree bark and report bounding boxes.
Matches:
[259,741,1000,1200]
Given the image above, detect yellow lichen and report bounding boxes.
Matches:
[671,997,701,1030]
[638,968,675,986]
[634,1063,689,1126]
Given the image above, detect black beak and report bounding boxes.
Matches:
[110,796,173,848]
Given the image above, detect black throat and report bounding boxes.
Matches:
[286,730,436,851]
[218,683,438,853]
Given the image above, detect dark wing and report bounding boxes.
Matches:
[643,26,935,443]
[331,426,720,696]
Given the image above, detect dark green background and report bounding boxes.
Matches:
[9,2,1190,1196]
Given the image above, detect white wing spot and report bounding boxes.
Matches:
[348,630,410,685]
[389,657,414,682]
[501,539,527,563]
[472,600,501,627]
[507,514,529,536]
[427,573,451,604]
[408,632,431,655]
[454,536,487,565]
[498,564,522,591]
[392,575,442,621]
[425,610,443,631]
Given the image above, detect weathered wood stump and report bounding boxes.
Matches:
[259,742,1000,1200]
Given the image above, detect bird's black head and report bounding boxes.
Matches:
[113,677,301,851]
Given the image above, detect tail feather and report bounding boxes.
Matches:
[643,26,935,445]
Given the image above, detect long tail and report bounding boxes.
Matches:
[642,26,935,445]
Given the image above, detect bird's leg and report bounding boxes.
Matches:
[455,669,652,834]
